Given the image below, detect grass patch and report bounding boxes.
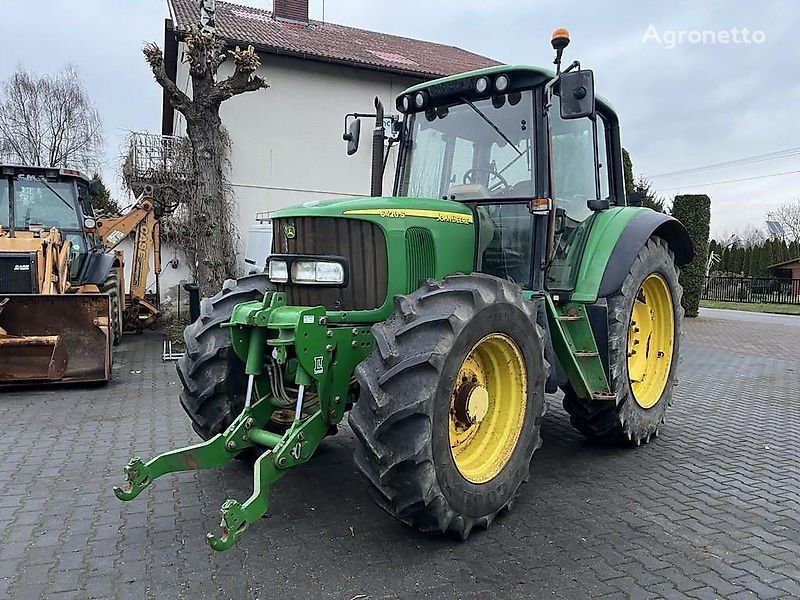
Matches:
[700,299,800,315]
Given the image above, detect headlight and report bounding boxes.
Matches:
[475,76,489,94]
[400,95,411,112]
[414,92,426,109]
[268,260,289,283]
[291,260,345,285]
[495,74,510,92]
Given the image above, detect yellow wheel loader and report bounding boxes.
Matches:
[0,165,117,384]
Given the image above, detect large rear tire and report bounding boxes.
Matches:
[349,274,548,538]
[177,274,273,440]
[101,271,123,346]
[562,236,683,445]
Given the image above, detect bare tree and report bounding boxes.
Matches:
[0,65,103,171]
[142,7,269,293]
[737,223,767,248]
[767,199,800,244]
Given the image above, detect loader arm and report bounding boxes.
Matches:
[96,185,161,327]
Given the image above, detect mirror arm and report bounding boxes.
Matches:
[343,112,377,140]
[592,117,601,203]
[561,60,581,75]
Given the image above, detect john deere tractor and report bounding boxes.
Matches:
[115,30,692,550]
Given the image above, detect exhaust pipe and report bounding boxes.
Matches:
[370,97,385,197]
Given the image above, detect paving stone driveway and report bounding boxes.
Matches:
[1,309,798,600]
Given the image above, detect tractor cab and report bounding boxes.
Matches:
[344,31,625,296]
[391,58,623,293]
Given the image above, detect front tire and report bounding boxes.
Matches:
[562,236,683,445]
[349,274,548,538]
[177,274,273,439]
[101,271,123,345]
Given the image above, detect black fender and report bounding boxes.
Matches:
[82,252,117,286]
[598,210,693,298]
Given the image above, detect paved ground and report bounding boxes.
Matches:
[1,309,798,600]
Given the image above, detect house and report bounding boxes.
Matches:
[769,257,800,280]
[162,0,499,261]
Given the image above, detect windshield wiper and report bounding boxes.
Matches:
[460,97,523,157]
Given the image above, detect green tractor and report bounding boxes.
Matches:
[114,30,692,550]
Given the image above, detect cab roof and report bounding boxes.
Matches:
[0,164,91,182]
[398,64,616,115]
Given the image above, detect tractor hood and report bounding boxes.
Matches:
[268,195,476,323]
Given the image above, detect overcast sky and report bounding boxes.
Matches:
[1,0,798,238]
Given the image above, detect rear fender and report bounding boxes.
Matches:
[597,211,693,298]
[570,208,693,303]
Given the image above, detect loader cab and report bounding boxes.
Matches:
[392,64,625,293]
[0,166,103,282]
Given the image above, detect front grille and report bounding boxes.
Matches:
[405,227,435,290]
[0,253,37,294]
[271,217,388,311]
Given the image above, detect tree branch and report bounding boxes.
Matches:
[211,45,269,104]
[143,42,194,118]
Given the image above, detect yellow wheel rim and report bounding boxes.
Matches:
[627,273,675,409]
[449,333,527,484]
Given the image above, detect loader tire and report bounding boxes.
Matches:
[101,271,123,345]
[562,236,683,445]
[349,274,548,539]
[177,274,273,440]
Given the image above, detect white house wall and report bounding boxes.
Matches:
[172,48,420,260]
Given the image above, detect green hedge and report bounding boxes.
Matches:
[671,195,710,318]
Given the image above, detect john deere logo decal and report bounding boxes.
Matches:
[284,225,296,239]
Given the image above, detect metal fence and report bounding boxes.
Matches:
[703,276,800,305]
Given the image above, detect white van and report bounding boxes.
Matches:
[243,212,273,275]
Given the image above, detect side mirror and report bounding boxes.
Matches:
[559,70,595,119]
[343,118,361,156]
[89,179,101,196]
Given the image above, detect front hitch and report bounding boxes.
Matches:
[114,291,374,550]
[205,411,326,550]
[114,399,328,551]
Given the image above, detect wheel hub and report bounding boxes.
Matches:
[452,382,490,426]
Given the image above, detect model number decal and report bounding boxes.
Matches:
[343,208,473,224]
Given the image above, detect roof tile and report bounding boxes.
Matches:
[169,0,500,78]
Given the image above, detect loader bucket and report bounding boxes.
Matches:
[0,294,112,384]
